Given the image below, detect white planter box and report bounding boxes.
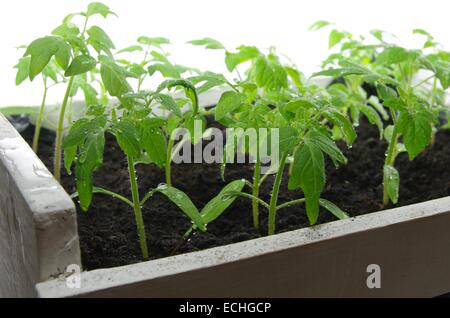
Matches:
[1,112,450,298]
[0,114,79,297]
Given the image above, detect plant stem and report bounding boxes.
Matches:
[224,191,270,210]
[412,75,434,88]
[165,135,175,187]
[54,76,75,181]
[140,188,158,206]
[383,110,399,206]
[268,153,288,236]
[67,97,73,124]
[70,187,134,208]
[32,79,48,153]
[276,198,306,211]
[252,152,261,230]
[127,156,149,260]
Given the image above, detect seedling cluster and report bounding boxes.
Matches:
[10,4,450,260]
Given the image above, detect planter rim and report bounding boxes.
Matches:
[37,196,450,298]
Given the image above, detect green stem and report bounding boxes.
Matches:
[54,76,75,181]
[276,198,306,211]
[165,136,175,187]
[268,153,288,236]
[258,165,275,186]
[127,156,149,260]
[140,188,158,206]
[137,45,151,92]
[412,75,434,88]
[70,187,133,208]
[252,152,261,230]
[32,80,48,153]
[383,110,399,206]
[225,191,270,210]
[67,97,73,125]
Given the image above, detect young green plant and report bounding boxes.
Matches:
[22,2,116,181]
[312,23,450,205]
[188,39,352,235]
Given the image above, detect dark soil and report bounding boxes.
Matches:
[19,118,450,271]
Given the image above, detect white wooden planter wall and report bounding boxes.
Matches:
[0,114,80,297]
[1,108,450,297]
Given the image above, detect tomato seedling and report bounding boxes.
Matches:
[189,39,351,235]
[64,76,244,259]
[20,2,117,181]
[312,22,450,205]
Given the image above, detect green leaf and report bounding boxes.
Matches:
[324,110,357,145]
[24,36,71,80]
[289,143,325,225]
[376,84,398,101]
[75,130,105,211]
[251,55,288,91]
[52,22,80,38]
[43,60,60,82]
[0,106,38,116]
[319,199,349,220]
[155,93,183,118]
[426,54,450,89]
[128,63,146,77]
[14,57,30,85]
[157,79,199,115]
[150,50,169,62]
[188,38,225,50]
[64,146,77,174]
[312,62,372,78]
[64,55,96,76]
[137,36,170,47]
[117,45,143,54]
[370,29,387,42]
[75,162,94,211]
[396,110,433,160]
[62,118,101,148]
[282,98,317,118]
[225,46,260,72]
[200,180,246,224]
[329,29,346,49]
[309,20,332,31]
[285,66,306,94]
[307,130,347,167]
[278,126,299,154]
[78,130,105,166]
[368,96,389,121]
[86,2,117,18]
[376,46,411,65]
[99,56,132,97]
[141,127,167,168]
[87,26,115,53]
[148,63,181,78]
[156,185,206,231]
[80,82,99,106]
[188,72,228,94]
[112,120,141,158]
[360,104,383,139]
[215,91,241,121]
[383,165,399,204]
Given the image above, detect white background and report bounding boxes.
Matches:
[0,0,449,106]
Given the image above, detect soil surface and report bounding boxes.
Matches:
[19,117,450,270]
